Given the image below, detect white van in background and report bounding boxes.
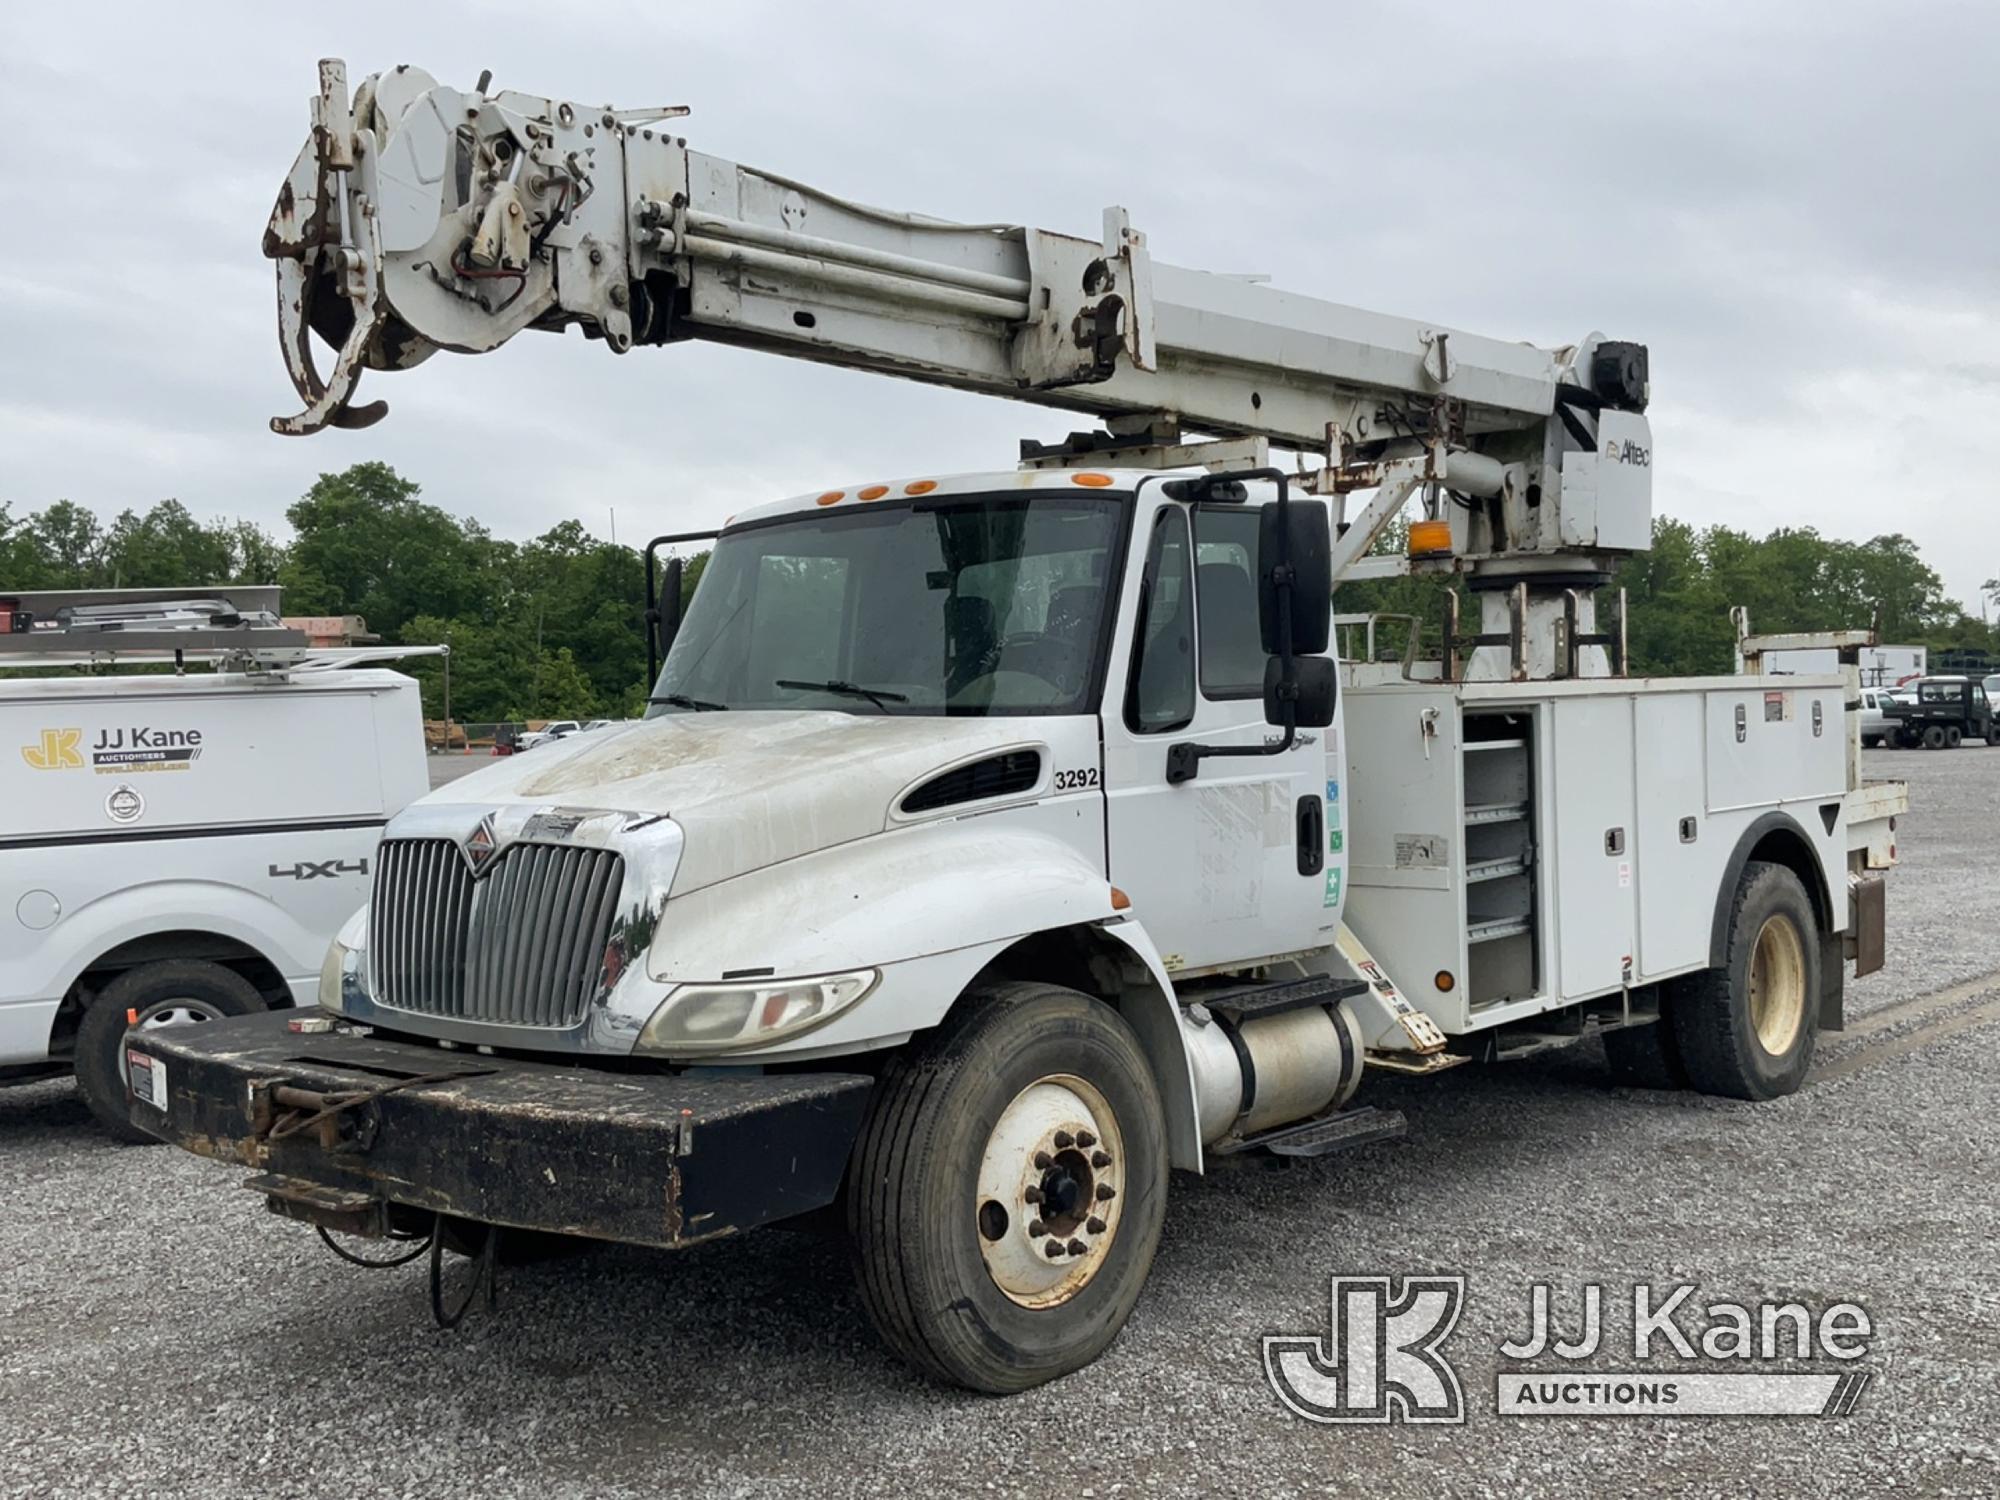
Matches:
[0,589,431,1139]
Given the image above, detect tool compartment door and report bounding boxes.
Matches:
[1549,696,1636,999]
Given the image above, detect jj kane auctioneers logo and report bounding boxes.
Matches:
[22,728,84,770]
[22,725,204,774]
[1265,1277,1875,1423]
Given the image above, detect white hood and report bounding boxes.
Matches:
[423,711,1055,895]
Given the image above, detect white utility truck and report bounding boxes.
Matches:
[0,588,430,1138]
[129,62,1906,1391]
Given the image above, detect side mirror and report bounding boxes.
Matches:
[643,530,720,685]
[1266,653,1337,730]
[659,556,685,659]
[1258,500,1331,655]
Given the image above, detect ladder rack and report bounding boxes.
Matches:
[0,587,444,674]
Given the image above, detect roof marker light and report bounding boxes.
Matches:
[904,480,937,495]
[858,485,890,500]
[815,491,844,506]
[1072,471,1114,488]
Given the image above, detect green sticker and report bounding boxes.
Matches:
[1329,829,1343,853]
[1323,868,1343,907]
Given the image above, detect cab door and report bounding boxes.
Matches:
[1101,492,1336,975]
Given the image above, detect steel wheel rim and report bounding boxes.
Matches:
[135,998,223,1031]
[1748,915,1806,1055]
[974,1073,1125,1309]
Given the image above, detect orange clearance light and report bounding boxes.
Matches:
[904,479,938,495]
[815,491,844,506]
[1434,970,1456,993]
[1110,886,1132,911]
[1408,519,1453,557]
[858,484,890,501]
[1072,471,1115,488]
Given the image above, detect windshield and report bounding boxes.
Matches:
[649,493,1125,716]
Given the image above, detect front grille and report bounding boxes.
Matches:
[369,838,626,1028]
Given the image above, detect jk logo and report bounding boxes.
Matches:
[22,728,84,770]
[1263,1275,1466,1424]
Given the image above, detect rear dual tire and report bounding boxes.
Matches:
[1669,862,1820,1101]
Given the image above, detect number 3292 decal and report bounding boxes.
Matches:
[1054,767,1100,792]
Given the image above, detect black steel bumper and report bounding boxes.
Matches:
[124,1012,874,1249]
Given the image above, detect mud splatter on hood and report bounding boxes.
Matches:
[415,711,1048,895]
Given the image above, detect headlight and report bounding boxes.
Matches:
[318,906,370,1015]
[636,969,877,1055]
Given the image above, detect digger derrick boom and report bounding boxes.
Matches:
[268,60,1653,635]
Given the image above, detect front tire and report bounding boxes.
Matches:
[74,960,267,1143]
[1671,862,1820,1101]
[846,981,1168,1393]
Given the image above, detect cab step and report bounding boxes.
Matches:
[1183,973,1369,1022]
[1209,1104,1407,1159]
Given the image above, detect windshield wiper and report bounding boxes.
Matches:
[649,692,729,711]
[775,678,909,713]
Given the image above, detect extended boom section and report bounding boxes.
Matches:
[269,59,1653,655]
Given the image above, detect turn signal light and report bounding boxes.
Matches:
[1408,519,1453,557]
[1434,970,1457,993]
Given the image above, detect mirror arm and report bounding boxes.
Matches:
[643,529,719,684]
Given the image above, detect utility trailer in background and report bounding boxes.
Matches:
[128,60,1909,1393]
[0,588,434,1138]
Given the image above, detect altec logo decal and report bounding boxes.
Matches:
[1603,438,1651,467]
[22,728,84,770]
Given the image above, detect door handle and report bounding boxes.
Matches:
[1297,795,1324,876]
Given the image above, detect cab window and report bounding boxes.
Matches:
[1191,505,1265,698]
[1125,509,1195,732]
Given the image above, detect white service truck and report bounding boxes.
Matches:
[0,589,430,1138]
[129,63,1906,1391]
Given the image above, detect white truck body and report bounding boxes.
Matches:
[1761,643,1925,687]
[0,668,427,1068]
[121,59,1910,1394]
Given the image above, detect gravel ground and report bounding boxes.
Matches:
[3,748,1995,1498]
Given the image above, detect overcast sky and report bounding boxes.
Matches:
[4,2,1996,613]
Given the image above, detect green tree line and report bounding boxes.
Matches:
[3,462,1989,715]
[1340,516,1991,675]
[0,462,703,722]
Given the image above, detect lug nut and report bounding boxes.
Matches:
[1066,1238,1087,1257]
[1076,1130,1096,1148]
[1023,1185,1044,1205]
[1034,1151,1052,1170]
[1091,1150,1112,1168]
[1086,1216,1106,1234]
[1045,1241,1065,1259]
[1028,1219,1047,1238]
[1053,1130,1074,1149]
[1096,1184,1116,1201]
